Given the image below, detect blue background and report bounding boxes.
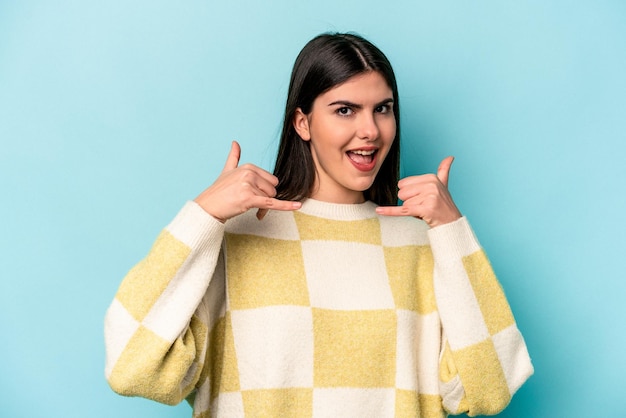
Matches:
[1,1,624,417]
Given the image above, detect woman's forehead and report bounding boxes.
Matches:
[317,72,393,104]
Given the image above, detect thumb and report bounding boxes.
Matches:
[222,141,241,173]
[437,156,455,187]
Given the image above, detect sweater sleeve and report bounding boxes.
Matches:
[427,217,533,416]
[104,201,225,405]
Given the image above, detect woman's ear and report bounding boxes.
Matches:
[293,108,311,141]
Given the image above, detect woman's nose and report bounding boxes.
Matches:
[356,113,379,141]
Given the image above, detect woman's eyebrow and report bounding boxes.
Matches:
[328,98,394,109]
[328,100,362,109]
[376,98,394,107]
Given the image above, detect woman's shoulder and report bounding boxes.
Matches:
[224,209,301,241]
[377,213,431,246]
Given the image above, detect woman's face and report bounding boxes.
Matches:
[293,71,396,204]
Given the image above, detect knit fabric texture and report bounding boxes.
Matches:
[104,199,533,417]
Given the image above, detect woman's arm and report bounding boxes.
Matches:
[104,201,225,405]
[377,157,532,414]
[104,142,302,405]
[428,218,533,415]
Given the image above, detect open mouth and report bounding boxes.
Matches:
[347,149,377,165]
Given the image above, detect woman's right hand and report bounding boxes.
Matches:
[194,141,302,223]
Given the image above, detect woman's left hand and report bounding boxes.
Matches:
[375,156,462,228]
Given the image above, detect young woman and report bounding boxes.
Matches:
[105,33,533,417]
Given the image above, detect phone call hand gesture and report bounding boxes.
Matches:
[375,156,462,228]
[194,141,301,223]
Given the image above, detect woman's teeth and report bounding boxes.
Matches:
[347,149,376,164]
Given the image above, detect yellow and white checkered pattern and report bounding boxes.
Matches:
[105,199,533,417]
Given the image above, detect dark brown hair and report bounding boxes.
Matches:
[273,33,400,206]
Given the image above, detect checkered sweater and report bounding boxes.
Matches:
[105,199,532,417]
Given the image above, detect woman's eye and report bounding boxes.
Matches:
[337,107,353,116]
[375,104,390,113]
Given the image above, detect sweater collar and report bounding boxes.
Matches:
[298,198,378,221]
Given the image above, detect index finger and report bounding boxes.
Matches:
[375,205,411,217]
[251,196,302,214]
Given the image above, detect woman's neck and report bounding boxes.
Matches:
[308,185,365,204]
